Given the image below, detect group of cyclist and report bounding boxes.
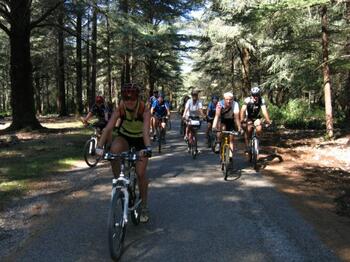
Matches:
[81,83,271,224]
[181,87,271,156]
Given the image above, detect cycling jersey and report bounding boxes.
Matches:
[244,96,266,120]
[89,103,109,122]
[149,96,158,107]
[216,100,239,119]
[207,102,217,118]
[119,101,144,138]
[151,100,169,118]
[184,99,203,118]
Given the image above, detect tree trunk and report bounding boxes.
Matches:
[241,48,251,95]
[34,74,42,115]
[321,5,334,138]
[345,2,350,120]
[8,1,42,130]
[75,6,83,114]
[90,6,97,105]
[57,7,67,116]
[106,2,112,102]
[120,0,130,86]
[86,10,91,108]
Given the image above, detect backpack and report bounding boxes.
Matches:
[118,100,145,121]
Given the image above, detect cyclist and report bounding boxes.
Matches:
[179,95,190,136]
[212,92,242,155]
[206,95,219,145]
[240,86,272,152]
[96,83,152,223]
[182,89,205,143]
[150,93,170,142]
[149,90,159,137]
[81,96,110,132]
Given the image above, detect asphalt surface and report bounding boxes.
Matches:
[5,118,339,262]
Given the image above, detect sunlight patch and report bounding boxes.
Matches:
[242,178,274,188]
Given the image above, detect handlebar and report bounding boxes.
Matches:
[103,149,152,161]
[213,130,240,136]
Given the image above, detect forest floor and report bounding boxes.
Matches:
[0,116,350,260]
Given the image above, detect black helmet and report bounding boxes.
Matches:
[251,86,261,96]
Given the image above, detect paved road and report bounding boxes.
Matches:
[5,119,339,262]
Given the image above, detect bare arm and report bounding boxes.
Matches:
[261,105,271,124]
[213,107,221,129]
[82,112,93,124]
[240,104,247,122]
[234,112,241,131]
[97,109,119,148]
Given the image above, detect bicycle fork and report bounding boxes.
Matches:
[112,177,130,225]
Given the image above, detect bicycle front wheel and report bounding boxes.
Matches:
[222,145,231,179]
[252,138,259,170]
[130,175,141,225]
[83,138,101,167]
[191,136,197,159]
[108,188,126,261]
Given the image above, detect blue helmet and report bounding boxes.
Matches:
[211,95,219,101]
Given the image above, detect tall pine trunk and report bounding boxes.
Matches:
[321,5,334,138]
[75,5,83,114]
[9,1,42,130]
[57,7,67,116]
[86,11,91,108]
[345,2,350,120]
[90,6,97,106]
[120,0,130,87]
[106,2,112,102]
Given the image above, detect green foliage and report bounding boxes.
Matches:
[269,99,325,129]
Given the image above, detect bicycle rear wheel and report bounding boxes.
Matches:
[108,188,126,261]
[83,138,101,167]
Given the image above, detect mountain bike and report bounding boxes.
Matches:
[186,117,201,159]
[247,122,271,171]
[104,148,151,261]
[83,124,103,167]
[155,116,168,153]
[215,130,240,180]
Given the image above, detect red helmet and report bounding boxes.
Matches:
[121,83,140,101]
[95,96,104,104]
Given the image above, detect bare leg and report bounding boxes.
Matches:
[110,136,129,178]
[136,157,149,206]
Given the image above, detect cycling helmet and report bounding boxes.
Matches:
[191,90,199,96]
[251,86,261,96]
[95,96,104,104]
[212,95,219,101]
[121,83,140,101]
[158,92,165,99]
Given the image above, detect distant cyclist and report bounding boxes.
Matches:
[213,92,242,154]
[240,86,272,152]
[206,95,219,143]
[81,96,110,132]
[149,90,159,137]
[151,93,170,141]
[182,90,205,141]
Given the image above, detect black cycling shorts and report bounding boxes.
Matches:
[118,132,146,151]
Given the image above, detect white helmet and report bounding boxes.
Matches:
[251,86,261,96]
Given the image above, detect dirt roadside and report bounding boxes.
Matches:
[259,129,350,261]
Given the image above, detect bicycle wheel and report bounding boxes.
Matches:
[222,145,231,179]
[192,136,197,159]
[167,119,171,130]
[158,128,163,153]
[130,175,141,225]
[108,188,126,261]
[252,138,259,170]
[83,138,101,167]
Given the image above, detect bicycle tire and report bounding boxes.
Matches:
[158,130,162,153]
[167,119,171,130]
[83,138,101,167]
[252,138,259,170]
[192,136,197,159]
[108,188,126,261]
[130,175,141,225]
[223,145,231,179]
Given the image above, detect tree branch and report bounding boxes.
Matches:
[30,1,65,30]
[0,20,10,35]
[0,6,11,22]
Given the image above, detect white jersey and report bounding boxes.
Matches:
[185,99,203,118]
